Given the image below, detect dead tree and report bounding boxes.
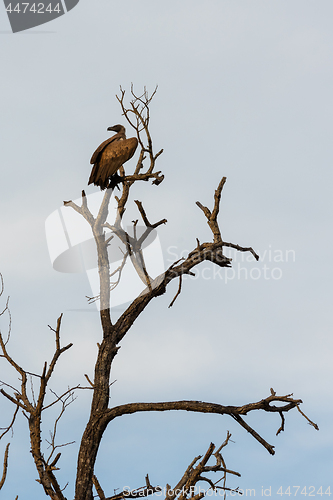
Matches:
[0,87,318,500]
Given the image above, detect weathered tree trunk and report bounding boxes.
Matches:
[75,187,120,499]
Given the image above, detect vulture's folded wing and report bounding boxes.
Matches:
[89,137,138,188]
[90,136,119,165]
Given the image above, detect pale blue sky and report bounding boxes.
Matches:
[0,1,332,498]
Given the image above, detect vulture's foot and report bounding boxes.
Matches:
[108,173,122,190]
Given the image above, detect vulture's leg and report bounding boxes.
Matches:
[108,172,122,190]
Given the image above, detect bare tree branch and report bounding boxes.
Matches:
[102,392,308,456]
[296,404,319,430]
[0,443,10,490]
[106,474,162,500]
[93,474,106,499]
[0,405,19,440]
[221,241,259,261]
[45,389,76,465]
[168,275,182,308]
[162,440,240,500]
[0,310,74,498]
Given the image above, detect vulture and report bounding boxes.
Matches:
[88,125,138,190]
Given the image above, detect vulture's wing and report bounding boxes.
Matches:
[98,137,138,182]
[89,137,138,188]
[90,135,119,165]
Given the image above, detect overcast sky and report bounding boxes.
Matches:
[0,1,333,499]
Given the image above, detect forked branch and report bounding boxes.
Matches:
[164,440,240,500]
[0,309,74,499]
[102,391,316,456]
[104,437,233,500]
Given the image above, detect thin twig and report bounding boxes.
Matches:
[168,276,182,308]
[296,404,319,430]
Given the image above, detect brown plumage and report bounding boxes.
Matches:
[88,125,138,190]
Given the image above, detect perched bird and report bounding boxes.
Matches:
[88,125,138,190]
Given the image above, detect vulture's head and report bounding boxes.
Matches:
[107,124,125,134]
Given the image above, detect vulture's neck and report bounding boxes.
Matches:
[112,131,126,142]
